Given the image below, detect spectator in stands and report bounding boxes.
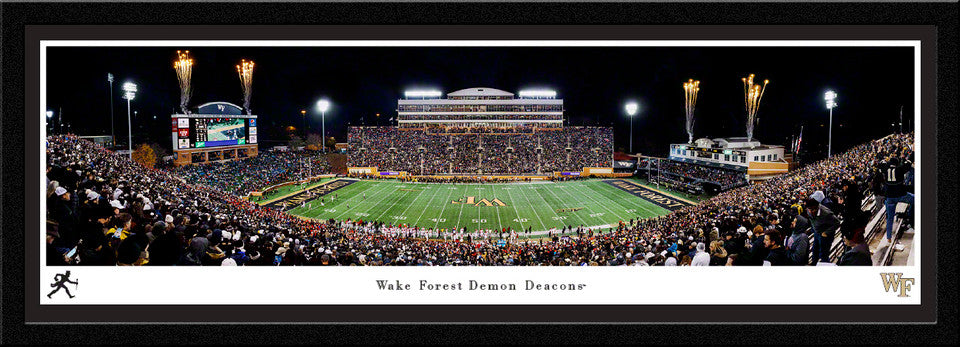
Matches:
[783,212,810,266]
[691,242,710,266]
[708,241,728,266]
[837,213,872,266]
[762,229,788,266]
[837,179,865,221]
[805,197,840,265]
[880,155,914,244]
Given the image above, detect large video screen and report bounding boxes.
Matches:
[173,117,257,149]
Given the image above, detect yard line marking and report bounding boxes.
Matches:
[331,181,393,220]
[504,183,527,230]
[550,181,604,227]
[393,184,430,226]
[372,185,416,221]
[569,181,630,228]
[537,183,588,228]
[297,182,364,218]
[494,186,503,232]
[454,184,470,231]
[514,183,548,231]
[413,183,444,229]
[433,184,461,230]
[593,181,665,218]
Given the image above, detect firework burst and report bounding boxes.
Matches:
[742,74,769,141]
[237,59,255,114]
[173,50,193,114]
[683,79,700,143]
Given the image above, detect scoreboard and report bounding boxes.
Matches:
[170,102,260,166]
[172,116,257,149]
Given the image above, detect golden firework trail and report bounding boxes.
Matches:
[237,59,255,114]
[742,74,769,141]
[683,79,700,143]
[173,50,193,114]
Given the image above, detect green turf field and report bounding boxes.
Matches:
[285,179,674,232]
[251,178,335,202]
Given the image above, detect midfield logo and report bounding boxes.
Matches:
[880,273,915,297]
[451,196,507,207]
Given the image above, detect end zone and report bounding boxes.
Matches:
[601,179,696,211]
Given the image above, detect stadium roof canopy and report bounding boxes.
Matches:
[447,87,515,98]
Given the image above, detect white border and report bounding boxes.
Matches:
[39,40,922,306]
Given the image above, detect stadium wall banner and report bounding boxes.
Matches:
[348,167,377,174]
[412,175,552,180]
[583,167,614,175]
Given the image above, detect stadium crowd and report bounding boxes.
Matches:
[640,158,747,191]
[171,151,330,196]
[348,126,612,175]
[45,132,911,266]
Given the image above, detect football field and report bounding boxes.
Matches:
[281,179,683,232]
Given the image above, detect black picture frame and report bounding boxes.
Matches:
[2,1,957,345]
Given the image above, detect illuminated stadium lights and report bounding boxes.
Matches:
[825,90,838,157]
[625,102,639,153]
[46,110,54,134]
[518,89,557,98]
[404,90,442,98]
[317,99,330,113]
[825,90,838,109]
[122,82,137,100]
[317,99,331,153]
[122,81,137,159]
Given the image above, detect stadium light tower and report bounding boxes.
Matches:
[625,102,639,153]
[46,111,54,134]
[123,81,137,160]
[824,90,837,157]
[108,73,115,146]
[301,110,307,139]
[317,99,331,153]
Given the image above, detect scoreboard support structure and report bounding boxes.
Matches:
[173,144,259,166]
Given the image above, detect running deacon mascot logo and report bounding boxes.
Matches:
[880,273,915,297]
[48,271,79,299]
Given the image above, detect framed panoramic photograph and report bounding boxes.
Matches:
[2,1,956,345]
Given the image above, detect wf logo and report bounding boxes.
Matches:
[880,273,915,297]
[451,196,507,207]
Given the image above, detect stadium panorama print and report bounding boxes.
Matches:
[44,50,916,269]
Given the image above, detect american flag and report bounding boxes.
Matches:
[794,126,803,153]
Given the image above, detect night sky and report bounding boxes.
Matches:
[45,46,914,160]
